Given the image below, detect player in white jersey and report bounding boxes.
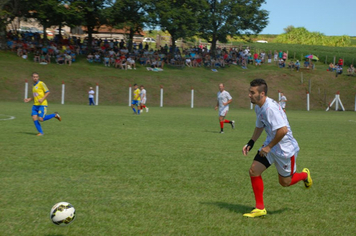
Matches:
[140,85,149,112]
[242,79,312,218]
[214,83,235,133]
[279,92,287,112]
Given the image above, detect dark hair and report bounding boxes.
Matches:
[133,83,137,86]
[32,72,39,76]
[250,79,268,95]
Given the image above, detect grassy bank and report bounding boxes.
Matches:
[0,51,355,110]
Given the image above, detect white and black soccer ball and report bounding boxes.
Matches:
[50,202,76,226]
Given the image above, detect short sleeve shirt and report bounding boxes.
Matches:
[217,90,232,111]
[255,97,299,157]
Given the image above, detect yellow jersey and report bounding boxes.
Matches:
[133,88,141,101]
[33,81,49,106]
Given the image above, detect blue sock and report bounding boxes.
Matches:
[132,108,136,113]
[34,120,43,134]
[138,109,140,114]
[43,114,55,121]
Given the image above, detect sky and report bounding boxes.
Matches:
[260,0,356,36]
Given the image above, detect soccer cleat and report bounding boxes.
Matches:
[54,112,61,121]
[243,208,267,218]
[220,131,224,134]
[302,168,313,189]
[146,107,149,112]
[231,120,235,129]
[36,133,43,136]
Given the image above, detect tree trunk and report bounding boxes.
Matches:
[211,34,217,57]
[0,24,7,50]
[128,27,134,52]
[87,26,93,53]
[42,24,48,45]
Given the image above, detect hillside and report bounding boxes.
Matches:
[0,51,355,110]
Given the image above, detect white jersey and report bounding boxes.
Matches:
[140,89,147,103]
[88,90,95,98]
[217,90,232,111]
[279,95,287,108]
[255,97,299,158]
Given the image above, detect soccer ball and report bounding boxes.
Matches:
[50,202,76,226]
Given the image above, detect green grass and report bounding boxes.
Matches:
[1,102,355,235]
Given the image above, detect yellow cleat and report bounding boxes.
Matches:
[302,168,313,189]
[243,208,267,218]
[36,133,43,136]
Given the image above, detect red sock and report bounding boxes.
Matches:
[224,120,230,123]
[289,172,307,186]
[220,121,224,129]
[251,176,264,209]
[142,105,146,108]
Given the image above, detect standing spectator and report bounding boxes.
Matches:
[279,92,287,112]
[282,51,287,61]
[338,58,343,67]
[267,51,272,63]
[278,50,283,60]
[88,87,95,105]
[347,64,354,75]
[274,50,278,62]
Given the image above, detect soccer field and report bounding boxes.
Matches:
[1,102,355,235]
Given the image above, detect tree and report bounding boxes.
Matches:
[0,0,24,49]
[198,0,268,54]
[107,0,148,52]
[283,25,294,34]
[150,0,201,51]
[75,0,109,53]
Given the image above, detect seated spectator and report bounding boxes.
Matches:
[34,50,41,63]
[22,51,28,59]
[186,58,192,67]
[328,63,334,71]
[103,54,110,67]
[87,53,94,63]
[115,57,123,69]
[295,60,300,72]
[335,65,342,77]
[94,53,101,63]
[45,54,51,64]
[70,51,76,62]
[288,61,295,70]
[255,58,262,66]
[64,53,72,66]
[347,64,355,75]
[56,54,65,65]
[126,56,136,70]
[304,60,310,69]
[279,58,285,68]
[241,58,247,69]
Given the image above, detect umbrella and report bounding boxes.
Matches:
[305,54,319,60]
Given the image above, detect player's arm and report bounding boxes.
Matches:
[223,98,232,106]
[242,127,264,156]
[24,97,32,103]
[215,99,219,110]
[259,126,288,156]
[38,91,50,104]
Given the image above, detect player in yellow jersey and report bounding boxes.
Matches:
[24,72,61,136]
[131,84,141,115]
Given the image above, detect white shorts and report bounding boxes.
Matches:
[141,98,146,104]
[219,108,229,117]
[263,151,298,177]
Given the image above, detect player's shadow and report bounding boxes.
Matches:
[201,201,289,215]
[203,130,221,133]
[17,132,37,135]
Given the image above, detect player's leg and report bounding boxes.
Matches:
[243,152,271,218]
[42,106,61,122]
[131,101,137,114]
[31,106,43,135]
[276,154,312,188]
[220,110,235,129]
[219,115,225,133]
[137,102,141,115]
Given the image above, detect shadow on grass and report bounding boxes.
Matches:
[201,201,289,215]
[17,132,37,136]
[203,130,221,133]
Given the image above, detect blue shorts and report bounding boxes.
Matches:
[132,100,140,106]
[31,105,47,118]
